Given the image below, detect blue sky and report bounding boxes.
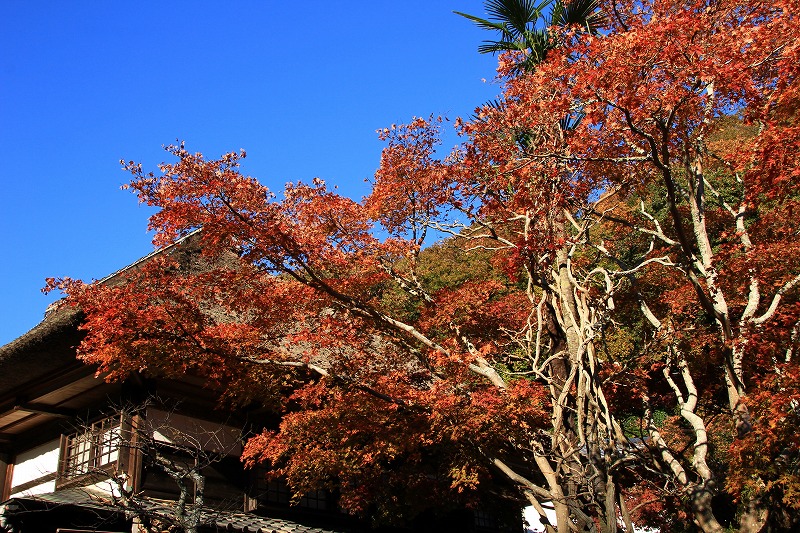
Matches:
[0,1,502,344]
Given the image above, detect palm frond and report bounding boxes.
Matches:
[485,99,507,113]
[471,99,508,122]
[559,111,585,132]
[477,40,524,55]
[551,0,605,33]
[514,128,534,152]
[521,28,551,65]
[458,0,603,71]
[453,11,509,33]
[484,0,551,37]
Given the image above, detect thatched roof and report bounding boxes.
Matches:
[0,230,206,396]
[0,305,84,394]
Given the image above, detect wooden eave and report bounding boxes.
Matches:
[0,367,122,450]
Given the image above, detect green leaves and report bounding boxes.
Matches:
[455,0,603,72]
[550,0,605,33]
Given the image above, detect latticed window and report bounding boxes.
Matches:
[252,470,331,511]
[253,473,291,506]
[61,416,122,478]
[298,489,328,511]
[474,509,498,530]
[264,479,291,506]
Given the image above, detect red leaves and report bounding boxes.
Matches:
[45,0,800,527]
[241,375,550,516]
[367,116,454,239]
[727,363,800,510]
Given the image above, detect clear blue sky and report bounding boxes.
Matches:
[0,1,502,345]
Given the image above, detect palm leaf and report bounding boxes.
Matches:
[485,0,551,34]
[470,99,508,122]
[486,0,533,36]
[559,111,585,132]
[477,40,524,55]
[551,0,605,33]
[453,11,510,33]
[521,28,551,64]
[457,0,604,72]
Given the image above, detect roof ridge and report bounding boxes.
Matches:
[97,227,203,284]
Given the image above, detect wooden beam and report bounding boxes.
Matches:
[8,471,58,495]
[0,363,94,409]
[13,402,76,418]
[1,459,12,501]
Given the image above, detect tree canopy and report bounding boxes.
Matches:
[48,0,800,531]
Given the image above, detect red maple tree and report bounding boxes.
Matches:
[48,1,799,531]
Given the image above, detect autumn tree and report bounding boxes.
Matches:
[47,0,800,532]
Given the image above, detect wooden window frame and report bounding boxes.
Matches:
[249,468,336,514]
[56,414,123,488]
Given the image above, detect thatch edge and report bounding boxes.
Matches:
[0,228,205,363]
[0,305,83,364]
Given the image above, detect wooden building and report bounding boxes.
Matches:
[0,235,522,533]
